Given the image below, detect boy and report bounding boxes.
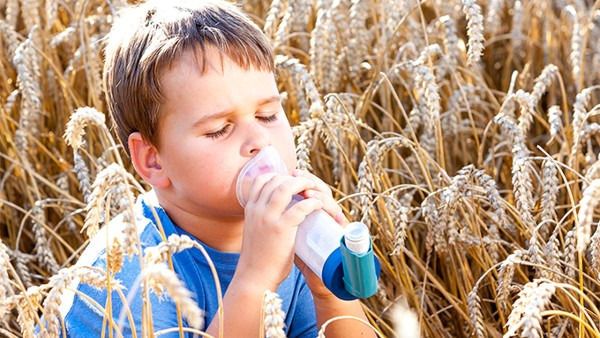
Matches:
[59,0,375,337]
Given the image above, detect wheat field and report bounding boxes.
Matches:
[1,0,600,337]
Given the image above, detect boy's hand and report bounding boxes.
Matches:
[236,172,324,291]
[291,169,349,299]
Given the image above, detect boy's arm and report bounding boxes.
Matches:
[205,173,324,337]
[204,271,278,337]
[314,294,376,337]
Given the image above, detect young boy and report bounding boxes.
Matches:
[59,0,375,337]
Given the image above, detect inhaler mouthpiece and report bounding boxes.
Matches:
[236,146,288,207]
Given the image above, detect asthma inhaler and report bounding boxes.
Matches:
[236,146,380,300]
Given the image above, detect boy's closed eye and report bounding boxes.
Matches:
[204,113,280,139]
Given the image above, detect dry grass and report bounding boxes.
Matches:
[1,0,600,337]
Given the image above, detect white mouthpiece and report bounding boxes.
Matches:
[344,222,370,254]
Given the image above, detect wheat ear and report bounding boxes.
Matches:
[262,290,286,338]
[575,179,600,254]
[461,0,485,65]
[505,279,556,337]
[142,263,204,330]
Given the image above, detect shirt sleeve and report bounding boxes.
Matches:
[63,254,197,338]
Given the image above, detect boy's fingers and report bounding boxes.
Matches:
[302,190,347,225]
[246,172,276,206]
[256,176,315,210]
[292,169,332,195]
[282,198,323,226]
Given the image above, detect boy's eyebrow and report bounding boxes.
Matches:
[191,95,281,128]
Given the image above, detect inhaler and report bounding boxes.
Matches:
[236,146,380,300]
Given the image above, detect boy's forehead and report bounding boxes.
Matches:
[165,45,269,80]
[159,47,277,115]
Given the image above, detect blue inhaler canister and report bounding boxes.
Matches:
[236,146,380,300]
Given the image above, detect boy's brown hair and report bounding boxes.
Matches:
[103,0,275,156]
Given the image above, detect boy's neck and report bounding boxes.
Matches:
[153,191,245,253]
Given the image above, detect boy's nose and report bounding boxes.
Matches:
[241,123,269,156]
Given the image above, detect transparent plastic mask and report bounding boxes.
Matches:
[236,146,289,207]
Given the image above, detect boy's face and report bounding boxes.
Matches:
[155,47,297,217]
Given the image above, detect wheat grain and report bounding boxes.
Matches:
[262,290,286,338]
[467,280,485,338]
[4,0,19,28]
[589,226,600,276]
[263,0,285,40]
[566,6,583,89]
[142,263,203,330]
[273,0,292,49]
[346,0,371,78]
[20,0,41,31]
[540,160,559,231]
[310,0,339,94]
[547,105,563,143]
[473,169,514,238]
[511,152,535,231]
[423,197,443,253]
[497,249,528,311]
[510,0,524,54]
[505,279,556,338]
[486,0,504,35]
[40,267,123,337]
[584,154,600,188]
[530,64,559,108]
[0,239,13,321]
[16,285,43,338]
[562,228,577,280]
[3,89,19,114]
[573,123,600,166]
[9,249,33,288]
[144,234,197,266]
[13,27,42,159]
[357,136,413,225]
[31,201,60,275]
[56,175,77,232]
[576,179,600,254]
[388,197,409,256]
[107,237,124,274]
[441,165,475,246]
[83,163,137,244]
[0,20,20,61]
[276,55,324,121]
[44,0,57,30]
[64,107,106,150]
[294,118,319,171]
[438,16,459,70]
[461,0,485,65]
[543,227,563,282]
[570,87,595,166]
[73,149,92,203]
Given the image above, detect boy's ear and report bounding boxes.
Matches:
[128,132,170,189]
